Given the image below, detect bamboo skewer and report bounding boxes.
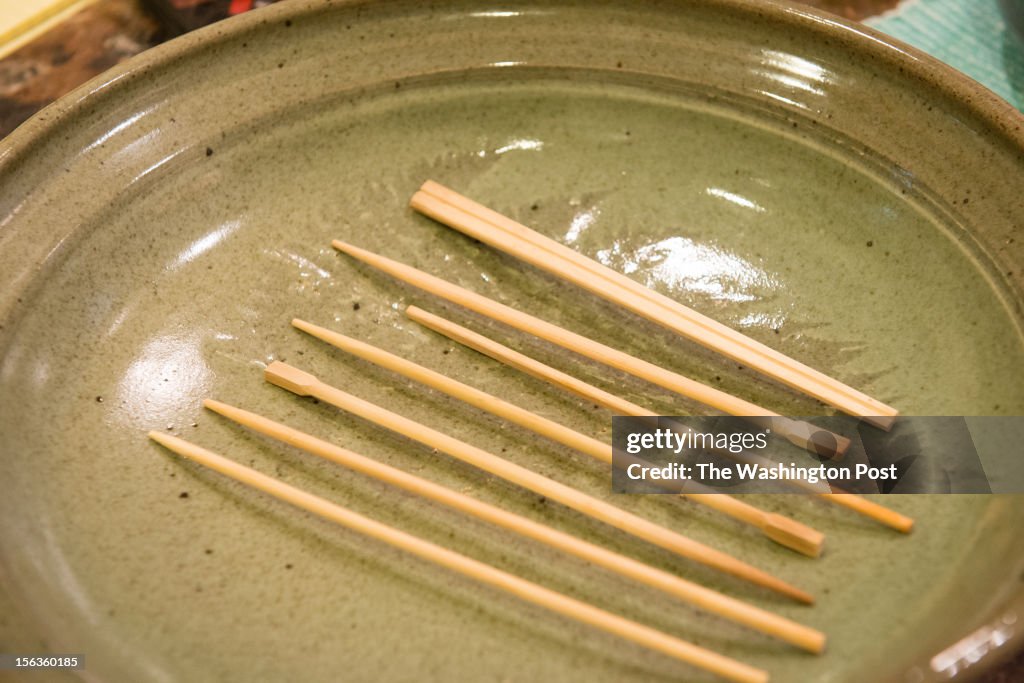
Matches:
[291,317,824,558]
[409,304,653,416]
[403,303,678,481]
[679,493,823,556]
[713,448,913,532]
[412,181,898,430]
[147,431,770,683]
[202,399,825,653]
[408,306,913,533]
[812,493,914,533]
[330,240,848,458]
[264,361,814,604]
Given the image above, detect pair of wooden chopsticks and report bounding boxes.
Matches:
[150,426,771,683]
[410,181,899,431]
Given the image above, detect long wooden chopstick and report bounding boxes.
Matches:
[202,399,825,653]
[412,181,898,430]
[264,361,814,604]
[148,431,770,683]
[331,239,848,458]
[291,317,824,558]
[407,306,913,533]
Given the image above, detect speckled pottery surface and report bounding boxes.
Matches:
[1,1,1024,682]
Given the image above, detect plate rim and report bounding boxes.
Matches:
[2,0,1023,174]
[1,1,1023,681]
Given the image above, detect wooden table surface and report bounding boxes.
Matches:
[0,0,1019,681]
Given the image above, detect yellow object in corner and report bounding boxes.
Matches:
[0,0,99,60]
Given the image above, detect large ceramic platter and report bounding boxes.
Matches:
[2,2,1023,681]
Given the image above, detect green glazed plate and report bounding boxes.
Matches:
[1,2,1023,682]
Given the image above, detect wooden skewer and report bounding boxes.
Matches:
[265,360,814,604]
[292,317,824,558]
[148,431,770,683]
[408,306,913,534]
[678,493,824,557]
[410,305,653,416]
[202,399,825,653]
[331,239,848,458]
[817,493,914,533]
[412,181,898,430]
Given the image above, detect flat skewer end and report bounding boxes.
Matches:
[265,360,318,397]
[762,514,825,558]
[863,414,898,432]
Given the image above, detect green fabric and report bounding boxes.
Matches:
[868,0,1024,111]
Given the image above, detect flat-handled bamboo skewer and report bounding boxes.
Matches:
[291,317,824,558]
[330,240,848,458]
[148,431,770,683]
[411,181,898,431]
[264,361,814,604]
[202,399,825,653]
[407,306,913,534]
